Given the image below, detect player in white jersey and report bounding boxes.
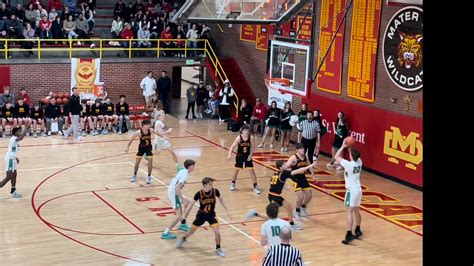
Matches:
[161,159,196,239]
[153,110,182,171]
[260,202,291,247]
[0,128,25,198]
[335,142,363,245]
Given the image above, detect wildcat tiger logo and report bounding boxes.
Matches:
[383,7,423,91]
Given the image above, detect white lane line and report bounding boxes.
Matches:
[130,162,262,246]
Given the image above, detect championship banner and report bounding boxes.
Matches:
[316,0,347,94]
[256,25,273,50]
[71,58,102,100]
[240,24,257,42]
[297,15,312,45]
[346,0,382,103]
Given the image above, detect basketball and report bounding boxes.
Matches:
[62,97,69,105]
[56,98,63,104]
[289,115,299,126]
[344,136,356,147]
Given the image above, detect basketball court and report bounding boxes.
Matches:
[0,115,422,265]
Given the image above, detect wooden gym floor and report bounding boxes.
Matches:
[0,115,422,265]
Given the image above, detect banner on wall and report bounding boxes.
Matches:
[240,24,257,42]
[346,0,382,103]
[0,66,10,93]
[297,15,312,45]
[308,96,422,188]
[268,88,293,109]
[316,0,347,94]
[71,58,103,100]
[256,25,274,50]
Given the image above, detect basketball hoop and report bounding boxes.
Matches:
[265,77,291,94]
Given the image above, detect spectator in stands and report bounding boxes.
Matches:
[113,0,126,18]
[48,8,58,21]
[30,0,44,10]
[123,2,134,23]
[0,3,10,20]
[160,25,173,56]
[22,22,35,56]
[75,13,89,41]
[63,14,79,41]
[133,0,145,14]
[137,24,151,55]
[60,6,71,21]
[149,16,161,39]
[36,4,48,26]
[138,13,149,29]
[195,81,207,119]
[6,14,22,39]
[1,102,16,137]
[63,0,77,13]
[140,71,156,110]
[169,7,177,20]
[51,15,63,41]
[218,80,234,123]
[13,4,25,22]
[250,98,268,136]
[156,70,171,113]
[173,33,184,57]
[327,111,349,170]
[82,4,94,34]
[45,97,64,136]
[110,15,123,42]
[120,22,134,56]
[174,24,185,38]
[39,15,52,39]
[145,0,154,13]
[201,23,211,39]
[0,31,8,57]
[151,93,163,110]
[186,23,199,57]
[239,98,252,125]
[0,20,6,32]
[24,3,37,25]
[46,0,62,13]
[205,84,217,117]
[0,86,15,107]
[19,88,31,105]
[152,2,164,17]
[130,17,139,37]
[84,0,96,11]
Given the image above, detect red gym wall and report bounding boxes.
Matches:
[6,62,176,106]
[210,3,423,188]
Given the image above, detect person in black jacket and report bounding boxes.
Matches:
[30,103,45,138]
[1,101,16,138]
[116,95,131,134]
[45,97,64,136]
[63,87,82,141]
[156,70,171,113]
[238,98,252,125]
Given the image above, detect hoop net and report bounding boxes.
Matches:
[264,77,291,94]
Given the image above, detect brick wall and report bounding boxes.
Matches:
[7,62,179,106]
[209,3,423,118]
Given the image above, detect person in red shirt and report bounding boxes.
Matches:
[46,0,63,12]
[160,26,174,57]
[120,23,134,56]
[39,15,52,39]
[250,98,268,136]
[19,88,31,105]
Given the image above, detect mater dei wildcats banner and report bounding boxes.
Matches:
[71,58,103,100]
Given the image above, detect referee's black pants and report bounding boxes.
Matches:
[301,137,317,163]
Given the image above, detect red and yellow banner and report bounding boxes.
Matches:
[316,0,347,94]
[297,15,312,45]
[240,24,257,42]
[256,25,273,50]
[346,0,382,102]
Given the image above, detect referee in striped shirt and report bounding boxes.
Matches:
[262,226,304,266]
[296,111,320,163]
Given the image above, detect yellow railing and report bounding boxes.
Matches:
[0,38,239,116]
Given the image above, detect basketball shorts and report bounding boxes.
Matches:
[268,193,285,207]
[344,189,362,207]
[137,145,153,157]
[4,157,17,172]
[168,191,181,210]
[192,211,219,227]
[290,175,310,191]
[235,155,253,169]
[155,138,171,150]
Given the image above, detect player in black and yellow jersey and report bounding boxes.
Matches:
[102,97,118,135]
[285,143,317,220]
[30,103,45,138]
[125,120,166,185]
[88,99,104,136]
[176,177,231,257]
[227,125,261,194]
[14,98,31,134]
[1,102,17,138]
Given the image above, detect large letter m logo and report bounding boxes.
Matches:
[384,126,423,170]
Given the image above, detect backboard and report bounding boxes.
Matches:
[175,0,311,24]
